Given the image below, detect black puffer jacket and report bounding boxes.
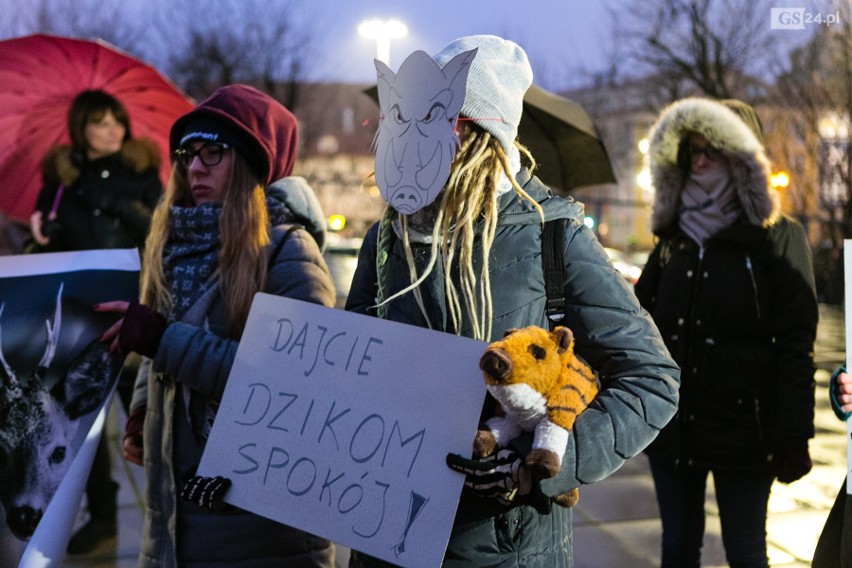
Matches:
[346,170,680,567]
[634,98,818,472]
[34,138,162,251]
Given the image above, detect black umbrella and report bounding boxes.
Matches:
[519,84,617,191]
[363,83,616,192]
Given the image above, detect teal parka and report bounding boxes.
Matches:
[345,170,680,567]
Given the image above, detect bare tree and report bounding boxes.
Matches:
[773,1,852,247]
[159,0,317,104]
[167,25,252,99]
[609,0,781,99]
[0,0,151,61]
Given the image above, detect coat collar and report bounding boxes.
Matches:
[41,137,161,187]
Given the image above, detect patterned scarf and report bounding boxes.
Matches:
[162,202,223,321]
[162,195,293,321]
[678,167,740,246]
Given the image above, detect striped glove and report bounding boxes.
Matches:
[446,448,533,505]
[180,475,233,512]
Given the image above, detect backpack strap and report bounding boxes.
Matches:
[542,218,567,330]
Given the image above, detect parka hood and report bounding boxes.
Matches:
[497,168,584,227]
[647,97,780,234]
[41,137,161,188]
[169,84,298,186]
[267,176,327,251]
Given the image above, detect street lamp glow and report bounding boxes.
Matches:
[358,18,408,66]
[818,112,850,140]
[635,168,652,192]
[770,171,790,190]
[328,214,346,232]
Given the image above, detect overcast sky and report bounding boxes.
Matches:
[0,0,837,91]
[303,1,615,88]
[301,0,833,89]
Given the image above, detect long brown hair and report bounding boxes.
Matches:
[141,154,270,337]
[380,124,543,341]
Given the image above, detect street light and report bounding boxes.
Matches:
[770,170,790,190]
[328,214,346,232]
[358,18,408,67]
[818,112,850,140]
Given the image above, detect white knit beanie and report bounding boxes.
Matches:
[433,35,532,156]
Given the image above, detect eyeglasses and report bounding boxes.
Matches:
[173,143,230,168]
[689,144,723,163]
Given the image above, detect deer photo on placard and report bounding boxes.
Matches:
[0,282,125,540]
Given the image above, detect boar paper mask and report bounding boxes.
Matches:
[373,48,476,214]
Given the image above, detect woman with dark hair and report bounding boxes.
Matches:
[26,89,163,554]
[29,89,161,252]
[98,84,336,567]
[634,97,819,567]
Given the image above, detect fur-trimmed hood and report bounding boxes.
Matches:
[41,137,161,187]
[647,97,780,234]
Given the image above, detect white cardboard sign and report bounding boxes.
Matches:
[198,293,488,567]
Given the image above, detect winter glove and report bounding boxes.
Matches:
[180,475,233,512]
[775,445,812,484]
[119,301,168,358]
[124,406,145,439]
[830,366,852,420]
[446,449,553,514]
[122,406,145,466]
[446,448,530,503]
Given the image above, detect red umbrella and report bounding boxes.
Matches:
[0,34,194,222]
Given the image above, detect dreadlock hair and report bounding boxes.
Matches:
[378,122,544,341]
[141,152,270,337]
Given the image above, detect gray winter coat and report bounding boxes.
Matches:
[345,170,680,567]
[131,178,337,568]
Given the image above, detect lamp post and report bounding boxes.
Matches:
[358,18,408,67]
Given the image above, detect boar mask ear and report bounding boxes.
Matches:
[440,47,476,118]
[503,328,520,338]
[374,59,396,111]
[553,327,573,354]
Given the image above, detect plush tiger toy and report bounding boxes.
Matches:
[475,325,598,507]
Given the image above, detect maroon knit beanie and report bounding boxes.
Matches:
[170,84,298,185]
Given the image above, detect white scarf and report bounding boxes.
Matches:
[678,167,740,246]
[495,145,521,197]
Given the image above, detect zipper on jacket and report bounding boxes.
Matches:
[683,246,705,385]
[745,254,761,319]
